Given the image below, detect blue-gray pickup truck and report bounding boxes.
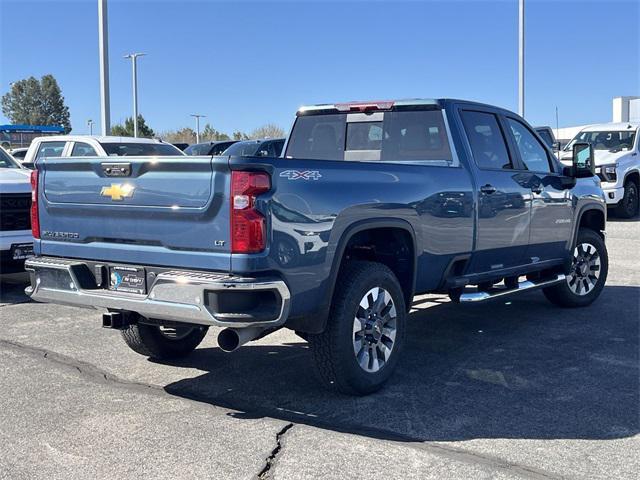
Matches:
[25,99,608,395]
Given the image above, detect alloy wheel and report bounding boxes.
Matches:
[566,242,601,296]
[352,287,397,373]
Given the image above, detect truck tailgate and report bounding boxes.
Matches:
[37,156,231,272]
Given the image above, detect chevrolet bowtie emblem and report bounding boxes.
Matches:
[101,183,135,201]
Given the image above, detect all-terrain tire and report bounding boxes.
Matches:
[543,228,608,308]
[308,261,406,395]
[121,322,208,360]
[615,180,639,219]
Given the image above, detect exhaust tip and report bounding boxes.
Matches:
[217,328,241,352]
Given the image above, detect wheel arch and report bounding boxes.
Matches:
[289,218,417,334]
[623,169,639,187]
[332,220,417,310]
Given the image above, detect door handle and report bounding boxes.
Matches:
[531,185,544,194]
[480,184,497,194]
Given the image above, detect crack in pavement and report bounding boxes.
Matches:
[0,338,168,399]
[0,338,567,480]
[256,423,294,479]
[0,300,31,308]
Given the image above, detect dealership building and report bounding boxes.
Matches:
[555,96,640,142]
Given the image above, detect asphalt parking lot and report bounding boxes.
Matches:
[0,218,638,480]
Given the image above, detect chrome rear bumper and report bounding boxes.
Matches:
[25,257,290,328]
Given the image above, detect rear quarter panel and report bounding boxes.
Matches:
[229,155,475,329]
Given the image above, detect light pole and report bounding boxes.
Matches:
[87,119,94,135]
[98,0,111,135]
[518,0,525,117]
[190,114,206,143]
[124,52,146,137]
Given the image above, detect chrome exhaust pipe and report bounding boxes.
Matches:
[217,326,271,352]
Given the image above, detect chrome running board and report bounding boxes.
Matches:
[458,274,566,303]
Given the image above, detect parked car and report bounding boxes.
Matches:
[222,138,285,157]
[171,143,190,151]
[21,135,185,169]
[9,147,29,162]
[534,126,561,152]
[25,98,607,395]
[559,123,639,218]
[184,140,238,156]
[0,147,33,273]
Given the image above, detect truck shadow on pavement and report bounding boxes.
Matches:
[162,285,640,442]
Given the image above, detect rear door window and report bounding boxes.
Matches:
[70,142,98,157]
[460,111,513,170]
[36,141,66,160]
[536,129,554,149]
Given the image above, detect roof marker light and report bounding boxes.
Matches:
[334,101,395,112]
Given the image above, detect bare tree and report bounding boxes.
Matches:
[158,127,196,144]
[250,123,285,139]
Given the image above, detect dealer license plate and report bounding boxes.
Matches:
[11,243,34,260]
[108,265,146,294]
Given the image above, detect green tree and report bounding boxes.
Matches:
[1,75,71,132]
[111,115,155,138]
[200,123,230,141]
[250,123,285,139]
[233,130,249,141]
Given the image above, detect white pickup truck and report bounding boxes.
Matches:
[21,135,184,169]
[0,147,33,273]
[560,123,639,218]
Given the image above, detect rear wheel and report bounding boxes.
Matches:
[308,261,406,395]
[543,228,608,308]
[121,321,208,360]
[615,180,639,219]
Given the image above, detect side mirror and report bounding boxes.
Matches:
[571,142,595,178]
[553,141,562,152]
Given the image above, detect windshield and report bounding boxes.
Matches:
[565,130,636,152]
[100,142,183,156]
[184,143,212,155]
[222,141,261,156]
[0,147,19,168]
[536,129,554,149]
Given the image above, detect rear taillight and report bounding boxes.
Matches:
[231,171,270,253]
[30,169,40,239]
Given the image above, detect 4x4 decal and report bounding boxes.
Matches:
[279,170,322,180]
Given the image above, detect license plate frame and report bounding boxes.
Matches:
[108,265,147,295]
[11,243,34,260]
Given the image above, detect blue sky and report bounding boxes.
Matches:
[1,0,638,135]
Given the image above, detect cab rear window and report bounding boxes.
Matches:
[286,110,454,165]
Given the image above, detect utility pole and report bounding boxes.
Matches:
[87,119,94,135]
[98,0,111,135]
[518,0,525,117]
[190,114,206,143]
[124,53,146,137]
